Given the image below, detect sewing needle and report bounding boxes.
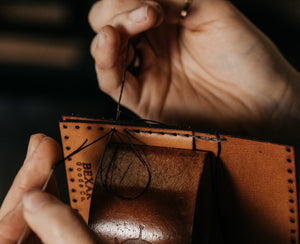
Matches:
[16,167,55,244]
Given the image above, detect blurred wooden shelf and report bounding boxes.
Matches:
[0,33,84,68]
[0,2,71,26]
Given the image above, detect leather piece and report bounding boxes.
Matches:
[217,135,298,244]
[60,116,298,244]
[88,144,213,243]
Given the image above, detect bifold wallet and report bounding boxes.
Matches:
[60,115,298,244]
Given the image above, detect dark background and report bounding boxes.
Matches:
[0,0,299,204]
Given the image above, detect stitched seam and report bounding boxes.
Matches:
[126,129,226,142]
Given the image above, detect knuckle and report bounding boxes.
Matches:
[88,1,105,32]
[29,133,46,144]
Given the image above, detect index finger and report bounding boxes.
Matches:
[0,135,61,219]
[88,0,196,33]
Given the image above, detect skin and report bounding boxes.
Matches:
[0,134,98,244]
[89,0,300,138]
[1,0,299,242]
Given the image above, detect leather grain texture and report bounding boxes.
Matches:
[88,144,213,243]
[60,116,298,244]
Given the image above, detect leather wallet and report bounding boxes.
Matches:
[60,115,298,244]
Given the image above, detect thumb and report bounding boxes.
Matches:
[22,190,98,244]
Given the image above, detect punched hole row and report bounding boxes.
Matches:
[286,147,297,243]
[62,125,104,130]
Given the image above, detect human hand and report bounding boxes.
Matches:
[0,134,98,244]
[89,0,300,136]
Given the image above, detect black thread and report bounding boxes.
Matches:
[123,130,151,200]
[116,44,130,121]
[115,33,158,121]
[126,129,226,142]
[48,128,115,189]
[97,129,151,201]
[98,129,116,196]
[127,46,142,75]
[142,33,158,58]
[192,131,196,151]
[131,119,168,127]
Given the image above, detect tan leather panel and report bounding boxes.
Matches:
[60,122,117,222]
[60,116,298,244]
[61,116,220,153]
[218,135,298,244]
[59,119,217,222]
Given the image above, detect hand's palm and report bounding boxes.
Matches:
[133,3,290,131]
[90,0,295,134]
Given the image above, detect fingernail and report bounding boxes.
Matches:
[129,5,148,22]
[23,190,48,213]
[97,30,106,47]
